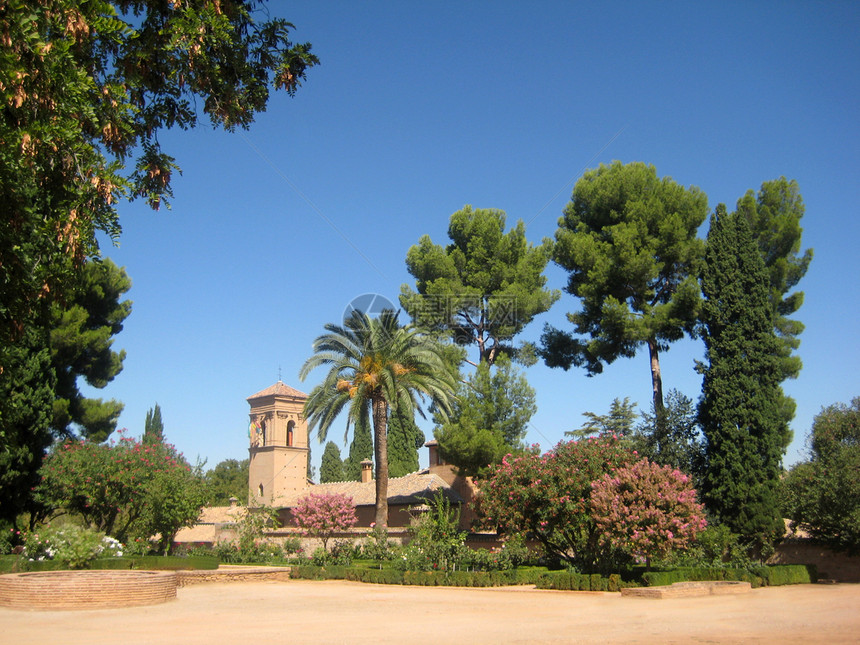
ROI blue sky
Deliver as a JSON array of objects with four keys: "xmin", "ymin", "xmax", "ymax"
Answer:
[{"xmin": 95, "ymin": 1, "xmax": 859, "ymax": 474}]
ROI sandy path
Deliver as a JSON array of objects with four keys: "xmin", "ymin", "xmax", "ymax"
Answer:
[{"xmin": 3, "ymin": 580, "xmax": 859, "ymax": 644}]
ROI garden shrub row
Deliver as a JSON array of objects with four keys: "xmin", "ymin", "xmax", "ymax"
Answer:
[
  {"xmin": 288, "ymin": 565, "xmax": 543, "ymax": 587},
  {"xmin": 534, "ymin": 571, "xmax": 628, "ymax": 592},
  {"xmin": 640, "ymin": 564, "xmax": 816, "ymax": 588},
  {"xmin": 0, "ymin": 554, "xmax": 219, "ymax": 573}
]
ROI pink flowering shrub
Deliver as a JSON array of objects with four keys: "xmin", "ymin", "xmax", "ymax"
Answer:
[
  {"xmin": 479, "ymin": 436, "xmax": 636, "ymax": 570},
  {"xmin": 293, "ymin": 492, "xmax": 358, "ymax": 552},
  {"xmin": 590, "ymin": 459, "xmax": 707, "ymax": 569},
  {"xmin": 36, "ymin": 431, "xmax": 205, "ymax": 552}
]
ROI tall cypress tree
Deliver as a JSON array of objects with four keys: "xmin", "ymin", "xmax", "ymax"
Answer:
[
  {"xmin": 143, "ymin": 404, "xmax": 164, "ymax": 445},
  {"xmin": 387, "ymin": 410, "xmax": 424, "ymax": 478},
  {"xmin": 319, "ymin": 441, "xmax": 345, "ymax": 483},
  {"xmin": 343, "ymin": 421, "xmax": 373, "ymax": 482},
  {"xmin": 699, "ymin": 204, "xmax": 787, "ymax": 552}
]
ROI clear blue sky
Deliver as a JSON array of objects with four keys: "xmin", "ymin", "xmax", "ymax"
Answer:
[{"xmin": 95, "ymin": 1, "xmax": 859, "ymax": 474}]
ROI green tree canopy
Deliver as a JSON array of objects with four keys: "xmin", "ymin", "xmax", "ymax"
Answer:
[
  {"xmin": 0, "ymin": 328, "xmax": 55, "ymax": 527},
  {"xmin": 203, "ymin": 458, "xmax": 249, "ymax": 505},
  {"xmin": 143, "ymin": 403, "xmax": 165, "ymax": 445},
  {"xmin": 567, "ymin": 396, "xmax": 637, "ymax": 441},
  {"xmin": 50, "ymin": 258, "xmax": 131, "ymax": 442},
  {"xmin": 435, "ymin": 354, "xmax": 537, "ymax": 477},
  {"xmin": 0, "ymin": 0, "xmax": 318, "ymax": 358},
  {"xmin": 400, "ymin": 205, "xmax": 559, "ymax": 366},
  {"xmin": 541, "ymin": 161, "xmax": 708, "ymax": 411},
  {"xmin": 343, "ymin": 421, "xmax": 373, "ymax": 482},
  {"xmin": 631, "ymin": 389, "xmax": 704, "ymax": 484},
  {"xmin": 784, "ymin": 397, "xmax": 860, "ymax": 553},
  {"xmin": 698, "ymin": 205, "xmax": 787, "ymax": 553},
  {"xmin": 387, "ymin": 410, "xmax": 424, "ymax": 478},
  {"xmin": 300, "ymin": 310, "xmax": 456, "ymax": 526},
  {"xmin": 319, "ymin": 441, "xmax": 345, "ymax": 483},
  {"xmin": 735, "ymin": 177, "xmax": 812, "ymax": 424}
]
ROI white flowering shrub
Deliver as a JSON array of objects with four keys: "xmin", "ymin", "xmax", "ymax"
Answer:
[{"xmin": 22, "ymin": 525, "xmax": 123, "ymax": 569}]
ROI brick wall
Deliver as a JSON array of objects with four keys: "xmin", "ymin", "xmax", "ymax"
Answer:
[{"xmin": 0, "ymin": 570, "xmax": 177, "ymax": 610}]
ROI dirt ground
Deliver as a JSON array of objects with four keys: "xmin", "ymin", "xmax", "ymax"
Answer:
[{"xmin": 3, "ymin": 580, "xmax": 859, "ymax": 645}]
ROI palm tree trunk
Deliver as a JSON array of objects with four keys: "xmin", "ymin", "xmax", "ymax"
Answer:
[{"xmin": 372, "ymin": 396, "xmax": 389, "ymax": 527}]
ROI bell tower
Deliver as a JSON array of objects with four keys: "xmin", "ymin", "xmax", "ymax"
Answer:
[{"xmin": 246, "ymin": 381, "xmax": 310, "ymax": 507}]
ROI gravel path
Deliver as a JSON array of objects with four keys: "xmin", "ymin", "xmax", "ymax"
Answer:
[{"xmin": 3, "ymin": 580, "xmax": 858, "ymax": 644}]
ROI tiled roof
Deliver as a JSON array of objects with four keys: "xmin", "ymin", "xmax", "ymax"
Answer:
[
  {"xmin": 278, "ymin": 471, "xmax": 462, "ymax": 508},
  {"xmin": 247, "ymin": 380, "xmax": 308, "ymax": 401}
]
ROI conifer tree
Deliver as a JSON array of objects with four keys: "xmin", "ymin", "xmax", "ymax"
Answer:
[
  {"xmin": 542, "ymin": 161, "xmax": 708, "ymax": 412},
  {"xmin": 698, "ymin": 205, "xmax": 787, "ymax": 552},
  {"xmin": 387, "ymin": 411, "xmax": 424, "ymax": 478},
  {"xmin": 143, "ymin": 404, "xmax": 164, "ymax": 445},
  {"xmin": 320, "ymin": 441, "xmax": 345, "ymax": 483},
  {"xmin": 735, "ymin": 177, "xmax": 812, "ymax": 431},
  {"xmin": 343, "ymin": 423, "xmax": 373, "ymax": 482}
]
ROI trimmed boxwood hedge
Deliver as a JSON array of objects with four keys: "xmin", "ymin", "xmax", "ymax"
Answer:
[
  {"xmin": 288, "ymin": 565, "xmax": 545, "ymax": 587},
  {"xmin": 640, "ymin": 564, "xmax": 816, "ymax": 588}
]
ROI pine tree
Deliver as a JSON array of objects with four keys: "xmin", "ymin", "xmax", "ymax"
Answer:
[
  {"xmin": 143, "ymin": 404, "xmax": 164, "ymax": 445},
  {"xmin": 698, "ymin": 205, "xmax": 787, "ymax": 552},
  {"xmin": 320, "ymin": 442, "xmax": 345, "ymax": 483}
]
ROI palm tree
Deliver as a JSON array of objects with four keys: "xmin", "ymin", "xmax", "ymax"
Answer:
[{"xmin": 299, "ymin": 309, "xmax": 456, "ymax": 527}]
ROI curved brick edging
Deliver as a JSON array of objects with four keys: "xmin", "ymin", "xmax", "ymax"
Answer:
[
  {"xmin": 177, "ymin": 565, "xmax": 292, "ymax": 586},
  {"xmin": 0, "ymin": 570, "xmax": 178, "ymax": 610},
  {"xmin": 621, "ymin": 580, "xmax": 752, "ymax": 599}
]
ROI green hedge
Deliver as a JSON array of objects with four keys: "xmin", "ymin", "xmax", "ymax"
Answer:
[
  {"xmin": 640, "ymin": 565, "xmax": 816, "ymax": 588},
  {"xmin": 0, "ymin": 555, "xmax": 219, "ymax": 573},
  {"xmin": 289, "ymin": 565, "xmax": 545, "ymax": 587},
  {"xmin": 752, "ymin": 564, "xmax": 817, "ymax": 586},
  {"xmin": 534, "ymin": 571, "xmax": 620, "ymax": 591}
]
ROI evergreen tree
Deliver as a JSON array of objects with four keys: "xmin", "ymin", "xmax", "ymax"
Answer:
[
  {"xmin": 698, "ymin": 205, "xmax": 787, "ymax": 553},
  {"xmin": 143, "ymin": 404, "xmax": 164, "ymax": 445},
  {"xmin": 344, "ymin": 422, "xmax": 374, "ymax": 482},
  {"xmin": 567, "ymin": 397, "xmax": 638, "ymax": 440},
  {"xmin": 632, "ymin": 389, "xmax": 704, "ymax": 484},
  {"xmin": 0, "ymin": 327, "xmax": 55, "ymax": 526},
  {"xmin": 320, "ymin": 442, "xmax": 346, "ymax": 483},
  {"xmin": 435, "ymin": 355, "xmax": 537, "ymax": 477},
  {"xmin": 387, "ymin": 410, "xmax": 424, "ymax": 477},
  {"xmin": 400, "ymin": 205, "xmax": 559, "ymax": 366},
  {"xmin": 50, "ymin": 258, "xmax": 131, "ymax": 442},
  {"xmin": 541, "ymin": 161, "xmax": 709, "ymax": 412},
  {"xmin": 735, "ymin": 177, "xmax": 812, "ymax": 429}
]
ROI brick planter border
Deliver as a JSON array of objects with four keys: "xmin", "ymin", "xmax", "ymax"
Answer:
[{"xmin": 0, "ymin": 570, "xmax": 178, "ymax": 610}]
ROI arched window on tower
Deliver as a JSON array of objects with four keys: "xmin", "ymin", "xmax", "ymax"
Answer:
[
  {"xmin": 258, "ymin": 483, "xmax": 264, "ymax": 498},
  {"xmin": 287, "ymin": 420, "xmax": 295, "ymax": 447}
]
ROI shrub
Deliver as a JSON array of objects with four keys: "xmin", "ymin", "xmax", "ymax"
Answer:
[
  {"xmin": 293, "ymin": 492, "xmax": 358, "ymax": 553},
  {"xmin": 402, "ymin": 492, "xmax": 467, "ymax": 572},
  {"xmin": 590, "ymin": 459, "xmax": 707, "ymax": 569},
  {"xmin": 21, "ymin": 524, "xmax": 123, "ymax": 569},
  {"xmin": 479, "ymin": 436, "xmax": 635, "ymax": 571}
]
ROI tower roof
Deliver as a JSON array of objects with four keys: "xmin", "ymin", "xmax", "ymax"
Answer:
[{"xmin": 246, "ymin": 380, "xmax": 308, "ymax": 402}]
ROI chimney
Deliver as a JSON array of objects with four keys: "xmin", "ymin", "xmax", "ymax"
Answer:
[
  {"xmin": 228, "ymin": 496, "xmax": 238, "ymax": 508},
  {"xmin": 360, "ymin": 459, "xmax": 373, "ymax": 483}
]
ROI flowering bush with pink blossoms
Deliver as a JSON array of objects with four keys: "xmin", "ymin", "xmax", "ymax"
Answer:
[
  {"xmin": 479, "ymin": 436, "xmax": 636, "ymax": 571},
  {"xmin": 590, "ymin": 459, "xmax": 707, "ymax": 569},
  {"xmin": 293, "ymin": 492, "xmax": 358, "ymax": 552}
]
